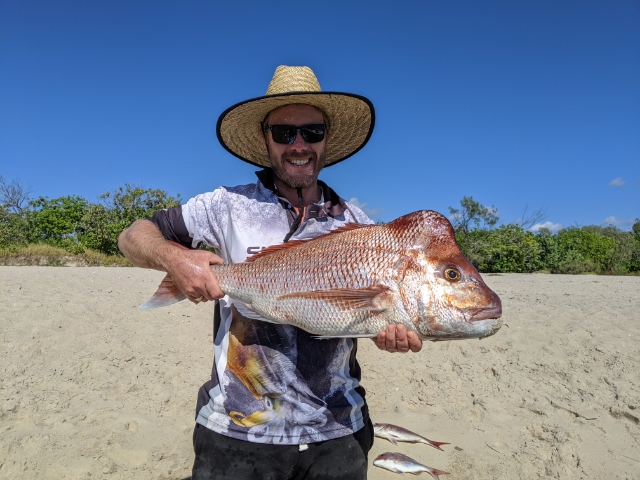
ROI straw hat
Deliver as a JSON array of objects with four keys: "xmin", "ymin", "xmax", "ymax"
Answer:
[{"xmin": 216, "ymin": 65, "xmax": 375, "ymax": 168}]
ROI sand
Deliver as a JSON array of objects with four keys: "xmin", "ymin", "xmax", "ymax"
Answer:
[{"xmin": 1, "ymin": 267, "xmax": 639, "ymax": 479}]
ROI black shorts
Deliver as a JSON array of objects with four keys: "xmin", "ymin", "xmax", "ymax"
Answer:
[{"xmin": 191, "ymin": 420, "xmax": 374, "ymax": 480}]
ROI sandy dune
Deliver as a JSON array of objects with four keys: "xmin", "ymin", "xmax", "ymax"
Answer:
[{"xmin": 1, "ymin": 267, "xmax": 638, "ymax": 479}]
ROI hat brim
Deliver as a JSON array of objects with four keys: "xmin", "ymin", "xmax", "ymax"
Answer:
[{"xmin": 216, "ymin": 92, "xmax": 375, "ymax": 168}]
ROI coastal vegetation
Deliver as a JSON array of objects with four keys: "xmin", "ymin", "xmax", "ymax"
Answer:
[
  {"xmin": 1, "ymin": 176, "xmax": 638, "ymax": 273},
  {"xmin": 449, "ymin": 196, "xmax": 640, "ymax": 275},
  {"xmin": 0, "ymin": 176, "xmax": 179, "ymax": 266}
]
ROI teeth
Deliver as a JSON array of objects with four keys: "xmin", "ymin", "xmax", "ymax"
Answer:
[{"xmin": 289, "ymin": 159, "xmax": 310, "ymax": 166}]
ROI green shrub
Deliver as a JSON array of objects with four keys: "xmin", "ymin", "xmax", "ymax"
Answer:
[
  {"xmin": 627, "ymin": 229, "xmax": 640, "ymax": 273},
  {"xmin": 79, "ymin": 184, "xmax": 181, "ymax": 255},
  {"xmin": 553, "ymin": 228, "xmax": 617, "ymax": 274},
  {"xmin": 488, "ymin": 224, "xmax": 543, "ymax": 273},
  {"xmin": 455, "ymin": 228, "xmax": 492, "ymax": 271},
  {"xmin": 456, "ymin": 225, "xmax": 542, "ymax": 273},
  {"xmin": 536, "ymin": 228, "xmax": 561, "ymax": 272},
  {"xmin": 0, "ymin": 206, "xmax": 30, "ymax": 247},
  {"xmin": 1, "ymin": 184, "xmax": 180, "ymax": 256},
  {"xmin": 555, "ymin": 257, "xmax": 599, "ymax": 274},
  {"xmin": 584, "ymin": 225, "xmax": 637, "ymax": 274},
  {"xmin": 25, "ymin": 195, "xmax": 88, "ymax": 253}
]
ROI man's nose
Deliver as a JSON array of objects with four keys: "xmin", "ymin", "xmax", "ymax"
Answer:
[{"xmin": 289, "ymin": 129, "xmax": 308, "ymax": 148}]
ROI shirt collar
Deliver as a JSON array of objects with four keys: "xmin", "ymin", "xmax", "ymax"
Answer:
[{"xmin": 255, "ymin": 168, "xmax": 346, "ymax": 218}]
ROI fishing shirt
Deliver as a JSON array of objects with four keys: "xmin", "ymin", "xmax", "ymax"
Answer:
[{"xmin": 150, "ymin": 169, "xmax": 373, "ymax": 445}]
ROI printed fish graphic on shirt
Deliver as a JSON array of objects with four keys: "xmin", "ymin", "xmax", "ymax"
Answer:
[
  {"xmin": 224, "ymin": 311, "xmax": 328, "ymax": 444},
  {"xmin": 373, "ymin": 423, "xmax": 449, "ymax": 451},
  {"xmin": 142, "ymin": 210, "xmax": 502, "ymax": 341}
]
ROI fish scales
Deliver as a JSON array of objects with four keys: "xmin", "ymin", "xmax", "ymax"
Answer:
[
  {"xmin": 142, "ymin": 210, "xmax": 503, "ymax": 341},
  {"xmin": 215, "ymin": 225, "xmax": 415, "ymax": 336}
]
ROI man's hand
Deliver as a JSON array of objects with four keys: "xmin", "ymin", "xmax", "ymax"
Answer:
[
  {"xmin": 373, "ymin": 324, "xmax": 422, "ymax": 353},
  {"xmin": 165, "ymin": 248, "xmax": 224, "ymax": 304},
  {"xmin": 118, "ymin": 219, "xmax": 224, "ymax": 304}
]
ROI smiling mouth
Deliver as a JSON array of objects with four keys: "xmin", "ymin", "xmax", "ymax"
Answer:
[{"xmin": 288, "ymin": 158, "xmax": 311, "ymax": 166}]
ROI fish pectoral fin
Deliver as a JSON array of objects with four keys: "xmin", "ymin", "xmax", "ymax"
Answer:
[
  {"xmin": 232, "ymin": 301, "xmax": 278, "ymax": 324},
  {"xmin": 278, "ymin": 285, "xmax": 393, "ymax": 313},
  {"xmin": 389, "ymin": 437, "xmax": 398, "ymax": 445}
]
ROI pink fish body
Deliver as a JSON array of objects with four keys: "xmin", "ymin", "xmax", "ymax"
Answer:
[
  {"xmin": 373, "ymin": 452, "xmax": 449, "ymax": 479},
  {"xmin": 373, "ymin": 423, "xmax": 449, "ymax": 451},
  {"xmin": 142, "ymin": 210, "xmax": 502, "ymax": 341}
]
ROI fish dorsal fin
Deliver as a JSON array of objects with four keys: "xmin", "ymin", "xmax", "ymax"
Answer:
[
  {"xmin": 323, "ymin": 222, "xmax": 370, "ymax": 235},
  {"xmin": 278, "ymin": 285, "xmax": 393, "ymax": 313},
  {"xmin": 244, "ymin": 222, "xmax": 370, "ymax": 263},
  {"xmin": 244, "ymin": 239, "xmax": 310, "ymax": 262}
]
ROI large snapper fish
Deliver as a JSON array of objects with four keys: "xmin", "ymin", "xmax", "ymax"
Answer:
[{"xmin": 142, "ymin": 210, "xmax": 502, "ymax": 341}]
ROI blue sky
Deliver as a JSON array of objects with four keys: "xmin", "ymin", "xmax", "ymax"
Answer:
[{"xmin": 1, "ymin": 0, "xmax": 638, "ymax": 231}]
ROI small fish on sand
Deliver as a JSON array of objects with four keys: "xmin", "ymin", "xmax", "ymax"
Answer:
[
  {"xmin": 373, "ymin": 452, "xmax": 449, "ymax": 479},
  {"xmin": 373, "ymin": 423, "xmax": 449, "ymax": 451},
  {"xmin": 142, "ymin": 210, "xmax": 502, "ymax": 341}
]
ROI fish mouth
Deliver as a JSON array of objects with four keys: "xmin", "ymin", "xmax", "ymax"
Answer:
[
  {"xmin": 463, "ymin": 291, "xmax": 502, "ymax": 322},
  {"xmin": 463, "ymin": 305, "xmax": 502, "ymax": 322}
]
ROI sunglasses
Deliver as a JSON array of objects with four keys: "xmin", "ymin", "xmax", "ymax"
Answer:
[{"xmin": 264, "ymin": 124, "xmax": 327, "ymax": 145}]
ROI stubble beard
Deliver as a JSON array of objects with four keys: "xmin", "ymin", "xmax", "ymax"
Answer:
[{"xmin": 270, "ymin": 150, "xmax": 327, "ymax": 189}]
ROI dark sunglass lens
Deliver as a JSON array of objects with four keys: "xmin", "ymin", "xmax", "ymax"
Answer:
[
  {"xmin": 268, "ymin": 125, "xmax": 325, "ymax": 144},
  {"xmin": 300, "ymin": 125, "xmax": 325, "ymax": 143},
  {"xmin": 270, "ymin": 125, "xmax": 296, "ymax": 144}
]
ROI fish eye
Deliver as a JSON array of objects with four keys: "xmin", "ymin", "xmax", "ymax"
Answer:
[{"xmin": 444, "ymin": 267, "xmax": 461, "ymax": 282}]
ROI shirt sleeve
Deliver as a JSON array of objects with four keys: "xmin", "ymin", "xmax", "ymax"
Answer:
[
  {"xmin": 343, "ymin": 201, "xmax": 375, "ymax": 225},
  {"xmin": 181, "ymin": 188, "xmax": 228, "ymax": 252},
  {"xmin": 148, "ymin": 206, "xmax": 194, "ymax": 249}
]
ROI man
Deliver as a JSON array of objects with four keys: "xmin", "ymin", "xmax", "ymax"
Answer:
[{"xmin": 119, "ymin": 65, "xmax": 422, "ymax": 480}]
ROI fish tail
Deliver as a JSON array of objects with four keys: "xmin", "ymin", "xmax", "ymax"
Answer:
[
  {"xmin": 428, "ymin": 467, "xmax": 450, "ymax": 479},
  {"xmin": 139, "ymin": 274, "xmax": 187, "ymax": 309},
  {"xmin": 426, "ymin": 440, "xmax": 450, "ymax": 451}
]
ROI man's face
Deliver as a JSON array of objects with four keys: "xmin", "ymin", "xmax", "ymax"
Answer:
[{"xmin": 263, "ymin": 104, "xmax": 327, "ymax": 189}]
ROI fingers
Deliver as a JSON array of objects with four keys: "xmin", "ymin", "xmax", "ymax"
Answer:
[
  {"xmin": 202, "ymin": 273, "xmax": 224, "ymax": 301},
  {"xmin": 407, "ymin": 331, "xmax": 423, "ymax": 353},
  {"xmin": 381, "ymin": 324, "xmax": 397, "ymax": 352},
  {"xmin": 167, "ymin": 249, "xmax": 225, "ymax": 304},
  {"xmin": 374, "ymin": 325, "xmax": 420, "ymax": 353},
  {"xmin": 397, "ymin": 326, "xmax": 411, "ymax": 351},
  {"xmin": 192, "ymin": 264, "xmax": 223, "ymax": 303},
  {"xmin": 201, "ymin": 252, "xmax": 224, "ymax": 301},
  {"xmin": 208, "ymin": 253, "xmax": 224, "ymax": 266}
]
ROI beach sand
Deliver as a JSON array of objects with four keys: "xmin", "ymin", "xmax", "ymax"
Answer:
[{"xmin": 1, "ymin": 267, "xmax": 638, "ymax": 479}]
